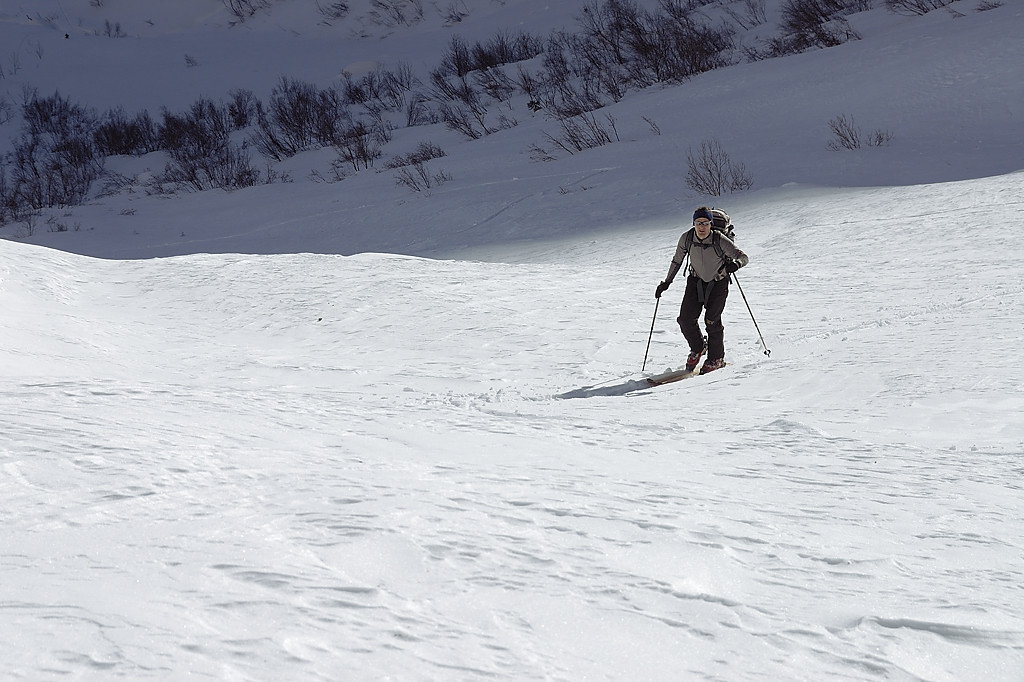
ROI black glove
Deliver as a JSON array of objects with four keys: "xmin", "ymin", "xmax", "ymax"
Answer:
[
  {"xmin": 724, "ymin": 260, "xmax": 740, "ymax": 274},
  {"xmin": 655, "ymin": 281, "xmax": 670, "ymax": 299}
]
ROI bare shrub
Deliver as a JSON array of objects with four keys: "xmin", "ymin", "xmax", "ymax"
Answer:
[
  {"xmin": 250, "ymin": 78, "xmax": 350, "ymax": 160},
  {"xmin": 826, "ymin": 114, "xmax": 892, "ymax": 150},
  {"xmin": 223, "ymin": 0, "xmax": 271, "ymax": 21},
  {"xmin": 334, "ymin": 121, "xmax": 384, "ymax": 171},
  {"xmin": 367, "ymin": 0, "xmax": 424, "ymax": 27},
  {"xmin": 780, "ymin": 0, "xmax": 867, "ymax": 50},
  {"xmin": 509, "ymin": 0, "xmax": 736, "ymax": 120},
  {"xmin": 439, "ymin": 31, "xmax": 543, "ymax": 79},
  {"xmin": 439, "ymin": 35, "xmax": 473, "ymax": 78},
  {"xmin": 94, "ymin": 107, "xmax": 157, "ymax": 156},
  {"xmin": 157, "ymin": 99, "xmax": 263, "ymax": 191},
  {"xmin": 725, "ymin": 0, "xmax": 768, "ymax": 29},
  {"xmin": 884, "ymin": 0, "xmax": 955, "ymax": 14},
  {"xmin": 685, "ymin": 138, "xmax": 753, "ymax": 196},
  {"xmin": 0, "ymin": 95, "xmax": 14, "ymax": 124},
  {"xmin": 101, "ymin": 20, "xmax": 126, "ymax": 38},
  {"xmin": 384, "ymin": 141, "xmax": 446, "ymax": 169},
  {"xmin": 227, "ymin": 88, "xmax": 257, "ymax": 129},
  {"xmin": 394, "ymin": 161, "xmax": 452, "ymax": 194},
  {"xmin": 430, "ymin": 70, "xmax": 511, "ymax": 138},
  {"xmin": 316, "ymin": 1, "xmax": 350, "ymax": 21},
  {"xmin": 342, "ymin": 63, "xmax": 419, "ymax": 111},
  {"xmin": 475, "ymin": 67, "xmax": 517, "ymax": 105},
  {"xmin": 442, "ymin": 0, "xmax": 470, "ymax": 24},
  {"xmin": 404, "ymin": 93, "xmax": 436, "ymax": 127},
  {"xmin": 542, "ymin": 113, "xmax": 619, "ymax": 156},
  {"xmin": 4, "ymin": 90, "xmax": 104, "ymax": 215},
  {"xmin": 6, "ymin": 51, "xmax": 23, "ymax": 77}
]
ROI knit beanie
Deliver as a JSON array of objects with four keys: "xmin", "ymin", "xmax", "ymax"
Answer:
[{"xmin": 693, "ymin": 207, "xmax": 713, "ymax": 224}]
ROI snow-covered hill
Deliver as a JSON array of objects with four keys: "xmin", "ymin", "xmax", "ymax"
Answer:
[
  {"xmin": 1, "ymin": 1, "xmax": 1023, "ymax": 680},
  {"xmin": 0, "ymin": 0, "xmax": 1021, "ymax": 257}
]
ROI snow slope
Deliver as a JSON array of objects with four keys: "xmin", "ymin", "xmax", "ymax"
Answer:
[
  {"xmin": 2, "ymin": 0, "xmax": 1023, "ymax": 680},
  {"xmin": 3, "ymin": 172, "xmax": 1023, "ymax": 680}
]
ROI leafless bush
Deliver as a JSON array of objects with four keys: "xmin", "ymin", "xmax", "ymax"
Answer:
[
  {"xmin": 532, "ymin": 36, "xmax": 608, "ymax": 118},
  {"xmin": 884, "ymin": 0, "xmax": 955, "ymax": 14},
  {"xmin": 404, "ymin": 93, "xmax": 436, "ymax": 126},
  {"xmin": 2, "ymin": 90, "xmax": 105, "ymax": 216},
  {"xmin": 725, "ymin": 0, "xmax": 768, "ymax": 29},
  {"xmin": 430, "ymin": 70, "xmax": 514, "ymax": 138},
  {"xmin": 94, "ymin": 107, "xmax": 157, "ymax": 156},
  {"xmin": 342, "ymin": 63, "xmax": 419, "ymax": 111},
  {"xmin": 334, "ymin": 121, "xmax": 384, "ymax": 171},
  {"xmin": 100, "ymin": 20, "xmax": 126, "ymax": 37},
  {"xmin": 0, "ymin": 164, "xmax": 11, "ymax": 223},
  {"xmin": 442, "ymin": 0, "xmax": 470, "ymax": 24},
  {"xmin": 384, "ymin": 141, "xmax": 446, "ymax": 169},
  {"xmin": 541, "ymin": 112, "xmax": 619, "ymax": 156},
  {"xmin": 155, "ymin": 98, "xmax": 268, "ymax": 192},
  {"xmin": 780, "ymin": 0, "xmax": 867, "ymax": 50},
  {"xmin": 573, "ymin": 0, "xmax": 735, "ymax": 88},
  {"xmin": 223, "ymin": 0, "xmax": 271, "ymax": 21},
  {"xmin": 0, "ymin": 95, "xmax": 13, "ymax": 124},
  {"xmin": 251, "ymin": 78, "xmax": 350, "ymax": 159},
  {"xmin": 394, "ymin": 161, "xmax": 452, "ymax": 193},
  {"xmin": 15, "ymin": 214, "xmax": 39, "ymax": 238},
  {"xmin": 367, "ymin": 0, "xmax": 424, "ymax": 27},
  {"xmin": 506, "ymin": 0, "xmax": 736, "ymax": 120},
  {"xmin": 316, "ymin": 1, "xmax": 350, "ymax": 21},
  {"xmin": 685, "ymin": 138, "xmax": 753, "ymax": 196},
  {"xmin": 439, "ymin": 31, "xmax": 543, "ymax": 79},
  {"xmin": 7, "ymin": 51, "xmax": 22, "ymax": 76},
  {"xmin": 439, "ymin": 35, "xmax": 473, "ymax": 77},
  {"xmin": 826, "ymin": 114, "xmax": 892, "ymax": 150},
  {"xmin": 226, "ymin": 88, "xmax": 257, "ymax": 129},
  {"xmin": 475, "ymin": 67, "xmax": 517, "ymax": 105}
]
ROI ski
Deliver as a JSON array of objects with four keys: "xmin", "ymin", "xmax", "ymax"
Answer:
[
  {"xmin": 645, "ymin": 363, "xmax": 727, "ymax": 387},
  {"xmin": 646, "ymin": 367, "xmax": 696, "ymax": 386}
]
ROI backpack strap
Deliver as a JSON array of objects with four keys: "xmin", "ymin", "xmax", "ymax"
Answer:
[{"xmin": 711, "ymin": 230, "xmax": 726, "ymax": 260}]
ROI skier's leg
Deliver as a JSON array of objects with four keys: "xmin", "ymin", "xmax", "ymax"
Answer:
[
  {"xmin": 677, "ymin": 276, "xmax": 705, "ymax": 353},
  {"xmin": 704, "ymin": 279, "xmax": 730, "ymax": 360}
]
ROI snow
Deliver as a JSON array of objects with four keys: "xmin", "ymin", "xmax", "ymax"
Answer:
[{"xmin": 2, "ymin": 1, "xmax": 1023, "ymax": 680}]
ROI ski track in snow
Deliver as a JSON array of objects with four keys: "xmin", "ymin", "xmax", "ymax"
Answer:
[{"xmin": 3, "ymin": 176, "xmax": 1024, "ymax": 680}]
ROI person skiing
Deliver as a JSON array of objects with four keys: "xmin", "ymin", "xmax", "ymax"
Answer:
[{"xmin": 654, "ymin": 207, "xmax": 748, "ymax": 374}]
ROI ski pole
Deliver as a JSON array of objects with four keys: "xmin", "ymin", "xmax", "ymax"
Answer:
[
  {"xmin": 641, "ymin": 297, "xmax": 660, "ymax": 372},
  {"xmin": 731, "ymin": 272, "xmax": 772, "ymax": 357}
]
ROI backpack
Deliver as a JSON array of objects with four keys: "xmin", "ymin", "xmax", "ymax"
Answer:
[{"xmin": 708, "ymin": 208, "xmax": 735, "ymax": 240}]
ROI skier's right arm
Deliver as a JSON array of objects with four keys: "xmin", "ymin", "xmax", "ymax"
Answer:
[{"xmin": 664, "ymin": 233, "xmax": 690, "ymax": 282}]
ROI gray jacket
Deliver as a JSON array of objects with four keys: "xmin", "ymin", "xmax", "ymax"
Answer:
[{"xmin": 665, "ymin": 229, "xmax": 749, "ymax": 284}]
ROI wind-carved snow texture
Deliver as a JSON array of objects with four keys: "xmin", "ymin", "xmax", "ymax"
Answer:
[
  {"xmin": 2, "ymin": 0, "xmax": 1024, "ymax": 678},
  {"xmin": 3, "ymin": 175, "xmax": 1023, "ymax": 680}
]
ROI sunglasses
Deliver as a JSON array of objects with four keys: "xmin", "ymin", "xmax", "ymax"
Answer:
[{"xmin": 694, "ymin": 220, "xmax": 712, "ymax": 227}]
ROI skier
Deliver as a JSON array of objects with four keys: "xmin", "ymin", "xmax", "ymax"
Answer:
[{"xmin": 654, "ymin": 207, "xmax": 748, "ymax": 374}]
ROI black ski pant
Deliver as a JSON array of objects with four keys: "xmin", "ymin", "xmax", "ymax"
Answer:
[{"xmin": 677, "ymin": 275, "xmax": 729, "ymax": 361}]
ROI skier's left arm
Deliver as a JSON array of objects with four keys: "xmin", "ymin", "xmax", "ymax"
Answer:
[{"xmin": 721, "ymin": 237, "xmax": 748, "ymax": 273}]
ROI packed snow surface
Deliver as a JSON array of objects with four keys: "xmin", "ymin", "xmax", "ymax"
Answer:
[{"xmin": 2, "ymin": 0, "xmax": 1023, "ymax": 680}]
